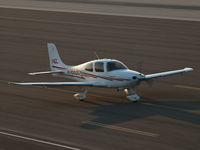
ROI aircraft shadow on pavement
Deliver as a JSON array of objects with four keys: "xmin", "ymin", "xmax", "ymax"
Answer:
[{"xmin": 81, "ymin": 98, "xmax": 200, "ymax": 129}]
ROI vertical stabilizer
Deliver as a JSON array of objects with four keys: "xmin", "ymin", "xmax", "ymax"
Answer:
[{"xmin": 47, "ymin": 43, "xmax": 68, "ymax": 71}]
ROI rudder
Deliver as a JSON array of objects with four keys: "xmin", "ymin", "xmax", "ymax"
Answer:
[{"xmin": 47, "ymin": 43, "xmax": 67, "ymax": 71}]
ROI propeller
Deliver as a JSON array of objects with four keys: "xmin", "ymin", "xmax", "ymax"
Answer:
[
  {"xmin": 145, "ymin": 79, "xmax": 154, "ymax": 86},
  {"xmin": 137, "ymin": 76, "xmax": 154, "ymax": 87},
  {"xmin": 135, "ymin": 62, "xmax": 154, "ymax": 86}
]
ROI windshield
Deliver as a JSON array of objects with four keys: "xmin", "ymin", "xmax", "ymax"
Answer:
[{"xmin": 107, "ymin": 61, "xmax": 127, "ymax": 72}]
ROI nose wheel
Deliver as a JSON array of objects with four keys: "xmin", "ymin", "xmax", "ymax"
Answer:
[
  {"xmin": 126, "ymin": 94, "xmax": 140, "ymax": 102},
  {"xmin": 124, "ymin": 89, "xmax": 140, "ymax": 102}
]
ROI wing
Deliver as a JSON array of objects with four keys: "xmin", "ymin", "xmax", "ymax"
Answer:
[
  {"xmin": 9, "ymin": 82, "xmax": 105, "ymax": 87},
  {"xmin": 28, "ymin": 70, "xmax": 64, "ymax": 76},
  {"xmin": 143, "ymin": 67, "xmax": 193, "ymax": 79}
]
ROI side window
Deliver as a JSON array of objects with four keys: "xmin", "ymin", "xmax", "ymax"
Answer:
[
  {"xmin": 85, "ymin": 63, "xmax": 93, "ymax": 72},
  {"xmin": 95, "ymin": 62, "xmax": 104, "ymax": 72}
]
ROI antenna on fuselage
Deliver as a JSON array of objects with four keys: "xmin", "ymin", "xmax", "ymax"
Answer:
[{"xmin": 94, "ymin": 51, "xmax": 100, "ymax": 59}]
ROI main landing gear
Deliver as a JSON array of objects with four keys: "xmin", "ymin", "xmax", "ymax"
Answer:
[
  {"xmin": 124, "ymin": 89, "xmax": 140, "ymax": 102},
  {"xmin": 73, "ymin": 90, "xmax": 87, "ymax": 101},
  {"xmin": 73, "ymin": 88, "xmax": 140, "ymax": 102}
]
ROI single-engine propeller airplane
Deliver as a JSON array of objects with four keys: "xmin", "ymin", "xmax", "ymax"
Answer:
[{"xmin": 11, "ymin": 43, "xmax": 193, "ymax": 102}]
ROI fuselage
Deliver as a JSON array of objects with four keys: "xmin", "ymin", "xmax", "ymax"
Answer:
[{"xmin": 52, "ymin": 59, "xmax": 144, "ymax": 89}]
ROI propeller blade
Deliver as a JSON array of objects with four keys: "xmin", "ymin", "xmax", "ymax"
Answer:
[{"xmin": 146, "ymin": 79, "xmax": 154, "ymax": 86}]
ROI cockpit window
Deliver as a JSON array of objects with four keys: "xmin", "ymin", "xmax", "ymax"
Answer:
[
  {"xmin": 85, "ymin": 63, "xmax": 93, "ymax": 72},
  {"xmin": 107, "ymin": 61, "xmax": 127, "ymax": 72},
  {"xmin": 95, "ymin": 62, "xmax": 104, "ymax": 72}
]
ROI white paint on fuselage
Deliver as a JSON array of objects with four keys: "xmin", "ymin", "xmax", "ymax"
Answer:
[{"xmin": 53, "ymin": 59, "xmax": 144, "ymax": 89}]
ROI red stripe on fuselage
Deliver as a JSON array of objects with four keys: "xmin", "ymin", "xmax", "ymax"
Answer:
[
  {"xmin": 81, "ymin": 71, "xmax": 130, "ymax": 81},
  {"xmin": 52, "ymin": 65, "xmax": 66, "ymax": 70},
  {"xmin": 52, "ymin": 65, "xmax": 130, "ymax": 81}
]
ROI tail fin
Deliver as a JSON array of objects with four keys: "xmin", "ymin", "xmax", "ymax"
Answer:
[{"xmin": 47, "ymin": 43, "xmax": 69, "ymax": 71}]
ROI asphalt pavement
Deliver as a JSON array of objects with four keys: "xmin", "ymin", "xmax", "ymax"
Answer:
[{"xmin": 0, "ymin": 7, "xmax": 200, "ymax": 150}]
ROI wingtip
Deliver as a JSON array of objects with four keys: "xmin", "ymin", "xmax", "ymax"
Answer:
[
  {"xmin": 8, "ymin": 81, "xmax": 18, "ymax": 85},
  {"xmin": 8, "ymin": 81, "xmax": 13, "ymax": 85},
  {"xmin": 184, "ymin": 67, "xmax": 194, "ymax": 71},
  {"xmin": 28, "ymin": 72, "xmax": 35, "ymax": 76},
  {"xmin": 8, "ymin": 82, "xmax": 27, "ymax": 86}
]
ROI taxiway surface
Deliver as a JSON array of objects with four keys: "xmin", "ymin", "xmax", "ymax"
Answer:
[{"xmin": 0, "ymin": 7, "xmax": 200, "ymax": 150}]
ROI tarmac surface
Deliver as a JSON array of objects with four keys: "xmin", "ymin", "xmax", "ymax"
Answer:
[
  {"xmin": 0, "ymin": 0, "xmax": 200, "ymax": 21},
  {"xmin": 0, "ymin": 7, "xmax": 200, "ymax": 150}
]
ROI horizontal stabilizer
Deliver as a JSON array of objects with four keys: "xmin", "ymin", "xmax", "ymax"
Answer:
[{"xmin": 28, "ymin": 70, "xmax": 64, "ymax": 76}]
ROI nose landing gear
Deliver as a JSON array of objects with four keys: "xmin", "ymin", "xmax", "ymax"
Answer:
[{"xmin": 124, "ymin": 89, "xmax": 140, "ymax": 102}]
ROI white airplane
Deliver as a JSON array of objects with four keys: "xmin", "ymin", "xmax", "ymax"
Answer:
[{"xmin": 11, "ymin": 43, "xmax": 193, "ymax": 102}]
